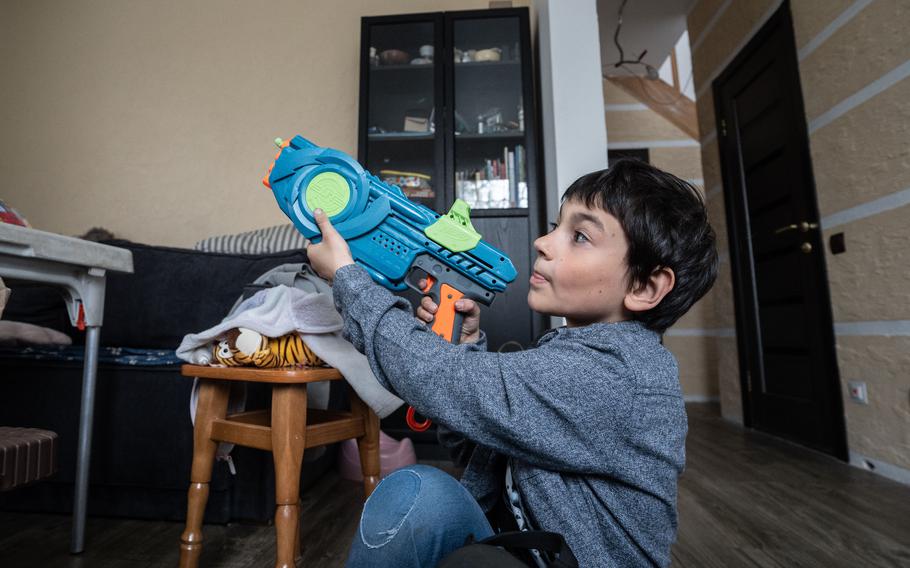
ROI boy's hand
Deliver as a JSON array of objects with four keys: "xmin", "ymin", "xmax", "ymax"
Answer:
[
  {"xmin": 415, "ymin": 280, "xmax": 482, "ymax": 344},
  {"xmin": 307, "ymin": 209, "xmax": 355, "ymax": 282}
]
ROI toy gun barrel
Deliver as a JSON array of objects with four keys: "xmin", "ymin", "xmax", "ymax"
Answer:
[{"xmin": 263, "ymin": 135, "xmax": 518, "ymax": 430}]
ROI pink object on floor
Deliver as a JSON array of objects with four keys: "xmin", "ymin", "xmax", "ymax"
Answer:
[{"xmin": 337, "ymin": 430, "xmax": 417, "ymax": 481}]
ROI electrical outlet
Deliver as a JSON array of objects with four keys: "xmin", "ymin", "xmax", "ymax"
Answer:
[
  {"xmin": 848, "ymin": 381, "xmax": 868, "ymax": 404},
  {"xmin": 830, "ymin": 232, "xmax": 846, "ymax": 254}
]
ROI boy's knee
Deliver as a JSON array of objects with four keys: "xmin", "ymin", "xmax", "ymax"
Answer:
[
  {"xmin": 348, "ymin": 465, "xmax": 493, "ymax": 567},
  {"xmin": 358, "ymin": 465, "xmax": 460, "ymax": 548}
]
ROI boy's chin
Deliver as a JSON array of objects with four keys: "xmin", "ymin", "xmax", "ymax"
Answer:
[{"xmin": 527, "ymin": 292, "xmax": 558, "ymax": 317}]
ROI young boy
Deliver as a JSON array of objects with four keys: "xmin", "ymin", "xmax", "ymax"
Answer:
[{"xmin": 307, "ymin": 159, "xmax": 717, "ymax": 567}]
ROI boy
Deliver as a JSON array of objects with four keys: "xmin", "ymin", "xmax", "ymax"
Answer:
[{"xmin": 307, "ymin": 159, "xmax": 717, "ymax": 567}]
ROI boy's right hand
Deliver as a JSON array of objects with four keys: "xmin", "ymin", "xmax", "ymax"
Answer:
[{"xmin": 415, "ymin": 279, "xmax": 482, "ymax": 344}]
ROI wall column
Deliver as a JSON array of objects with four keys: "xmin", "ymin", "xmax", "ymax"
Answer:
[
  {"xmin": 535, "ymin": 0, "xmax": 608, "ymax": 328},
  {"xmin": 535, "ymin": 0, "xmax": 608, "ymax": 215}
]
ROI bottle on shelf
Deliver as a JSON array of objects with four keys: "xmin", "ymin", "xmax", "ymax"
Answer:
[
  {"xmin": 518, "ymin": 96, "xmax": 524, "ymax": 132},
  {"xmin": 455, "ymin": 144, "xmax": 526, "ymax": 210}
]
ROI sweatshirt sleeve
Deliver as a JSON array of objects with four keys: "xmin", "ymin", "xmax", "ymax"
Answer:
[{"xmin": 332, "ymin": 263, "xmax": 634, "ymax": 474}]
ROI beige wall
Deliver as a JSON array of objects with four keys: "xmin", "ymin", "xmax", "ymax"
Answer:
[
  {"xmin": 0, "ymin": 0, "xmax": 530, "ymax": 247},
  {"xmin": 687, "ymin": 0, "xmax": 910, "ymax": 474},
  {"xmin": 602, "ymin": 81, "xmax": 715, "ymax": 400}
]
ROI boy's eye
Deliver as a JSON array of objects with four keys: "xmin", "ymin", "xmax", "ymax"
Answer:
[
  {"xmin": 548, "ymin": 222, "xmax": 559, "ymax": 233},
  {"xmin": 573, "ymin": 231, "xmax": 589, "ymax": 243}
]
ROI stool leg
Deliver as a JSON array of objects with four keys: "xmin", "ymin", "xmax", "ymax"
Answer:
[
  {"xmin": 271, "ymin": 384, "xmax": 307, "ymax": 568},
  {"xmin": 179, "ymin": 379, "xmax": 230, "ymax": 568},
  {"xmin": 349, "ymin": 388, "xmax": 381, "ymax": 498}
]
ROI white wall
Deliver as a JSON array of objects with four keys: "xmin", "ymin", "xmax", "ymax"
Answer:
[
  {"xmin": 0, "ymin": 0, "xmax": 531, "ymax": 247},
  {"xmin": 535, "ymin": 0, "xmax": 609, "ymax": 220},
  {"xmin": 658, "ymin": 30, "xmax": 696, "ymax": 100},
  {"xmin": 535, "ymin": 0, "xmax": 609, "ymax": 328}
]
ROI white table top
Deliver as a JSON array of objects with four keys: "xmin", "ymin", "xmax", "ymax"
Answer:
[{"xmin": 0, "ymin": 223, "xmax": 133, "ymax": 273}]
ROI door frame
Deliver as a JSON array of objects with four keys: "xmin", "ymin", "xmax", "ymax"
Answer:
[{"xmin": 712, "ymin": 1, "xmax": 848, "ymax": 460}]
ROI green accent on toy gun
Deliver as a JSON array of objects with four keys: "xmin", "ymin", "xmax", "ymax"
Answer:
[
  {"xmin": 305, "ymin": 172, "xmax": 351, "ymax": 217},
  {"xmin": 424, "ymin": 199, "xmax": 481, "ymax": 252}
]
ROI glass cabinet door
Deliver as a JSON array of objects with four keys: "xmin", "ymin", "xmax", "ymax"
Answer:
[
  {"xmin": 363, "ymin": 18, "xmax": 442, "ymax": 210},
  {"xmin": 450, "ymin": 15, "xmax": 527, "ymax": 211}
]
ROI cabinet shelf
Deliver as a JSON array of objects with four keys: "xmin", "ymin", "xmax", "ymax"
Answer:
[
  {"xmin": 454, "ymin": 60, "xmax": 521, "ymax": 68},
  {"xmin": 455, "ymin": 131, "xmax": 524, "ymax": 140},
  {"xmin": 368, "ymin": 131, "xmax": 525, "ymax": 145},
  {"xmin": 368, "ymin": 133, "xmax": 435, "ymax": 141},
  {"xmin": 470, "ymin": 207, "xmax": 528, "ymax": 217},
  {"xmin": 370, "ymin": 63, "xmax": 433, "ymax": 71},
  {"xmin": 371, "ymin": 60, "xmax": 520, "ymax": 72}
]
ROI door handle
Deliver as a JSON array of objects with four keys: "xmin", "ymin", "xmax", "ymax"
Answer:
[{"xmin": 774, "ymin": 221, "xmax": 819, "ymax": 235}]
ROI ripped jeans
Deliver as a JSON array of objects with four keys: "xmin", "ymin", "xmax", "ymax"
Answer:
[{"xmin": 346, "ymin": 464, "xmax": 494, "ymax": 567}]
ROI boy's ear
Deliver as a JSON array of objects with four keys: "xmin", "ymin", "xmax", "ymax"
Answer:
[{"xmin": 624, "ymin": 267, "xmax": 675, "ymax": 314}]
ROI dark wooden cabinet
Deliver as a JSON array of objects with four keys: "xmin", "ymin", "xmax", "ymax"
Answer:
[
  {"xmin": 359, "ymin": 7, "xmax": 545, "ymax": 351},
  {"xmin": 359, "ymin": 8, "xmax": 545, "ymax": 452}
]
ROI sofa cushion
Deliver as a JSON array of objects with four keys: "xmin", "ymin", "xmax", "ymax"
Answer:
[
  {"xmin": 100, "ymin": 239, "xmax": 309, "ymax": 349},
  {"xmin": 1, "ymin": 284, "xmax": 72, "ymax": 340},
  {"xmin": 194, "ymin": 223, "xmax": 308, "ymax": 254}
]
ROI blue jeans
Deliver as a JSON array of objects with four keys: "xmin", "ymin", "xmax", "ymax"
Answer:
[{"xmin": 346, "ymin": 464, "xmax": 494, "ymax": 567}]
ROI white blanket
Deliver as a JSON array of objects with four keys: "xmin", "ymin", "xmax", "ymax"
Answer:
[{"xmin": 176, "ymin": 284, "xmax": 403, "ymax": 419}]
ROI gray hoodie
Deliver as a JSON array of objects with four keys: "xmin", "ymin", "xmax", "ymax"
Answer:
[{"xmin": 333, "ymin": 264, "xmax": 686, "ymax": 567}]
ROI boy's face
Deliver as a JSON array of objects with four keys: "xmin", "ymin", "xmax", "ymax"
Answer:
[{"xmin": 528, "ymin": 198, "xmax": 631, "ymax": 327}]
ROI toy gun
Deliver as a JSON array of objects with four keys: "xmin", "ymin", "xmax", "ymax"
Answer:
[{"xmin": 263, "ymin": 135, "xmax": 517, "ymax": 431}]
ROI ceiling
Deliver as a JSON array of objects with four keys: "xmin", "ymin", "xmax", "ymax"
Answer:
[{"xmin": 597, "ymin": 0, "xmax": 696, "ymax": 77}]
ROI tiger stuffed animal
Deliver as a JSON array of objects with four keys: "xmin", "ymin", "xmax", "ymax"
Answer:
[{"xmin": 212, "ymin": 327, "xmax": 324, "ymax": 368}]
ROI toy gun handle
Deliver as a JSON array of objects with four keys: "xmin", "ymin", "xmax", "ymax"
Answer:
[
  {"xmin": 402, "ymin": 254, "xmax": 494, "ymax": 432},
  {"xmin": 421, "ymin": 277, "xmax": 467, "ymax": 343}
]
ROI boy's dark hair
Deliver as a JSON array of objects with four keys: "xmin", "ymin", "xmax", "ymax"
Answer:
[{"xmin": 562, "ymin": 159, "xmax": 718, "ymax": 333}]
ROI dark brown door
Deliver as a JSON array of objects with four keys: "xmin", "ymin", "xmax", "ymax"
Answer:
[{"xmin": 713, "ymin": 2, "xmax": 847, "ymax": 459}]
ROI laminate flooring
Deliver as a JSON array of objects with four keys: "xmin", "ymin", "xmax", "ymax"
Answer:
[{"xmin": 1, "ymin": 404, "xmax": 908, "ymax": 567}]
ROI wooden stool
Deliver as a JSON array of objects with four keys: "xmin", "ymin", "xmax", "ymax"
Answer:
[{"xmin": 178, "ymin": 364, "xmax": 380, "ymax": 568}]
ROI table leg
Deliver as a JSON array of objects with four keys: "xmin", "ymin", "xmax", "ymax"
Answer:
[{"xmin": 71, "ymin": 325, "xmax": 101, "ymax": 554}]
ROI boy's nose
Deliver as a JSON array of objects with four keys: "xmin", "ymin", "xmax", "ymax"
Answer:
[{"xmin": 533, "ymin": 234, "xmax": 551, "ymax": 258}]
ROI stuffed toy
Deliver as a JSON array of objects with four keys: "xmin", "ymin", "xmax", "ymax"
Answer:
[
  {"xmin": 0, "ymin": 276, "xmax": 9, "ymax": 318},
  {"xmin": 0, "ymin": 198, "xmax": 29, "ymax": 227},
  {"xmin": 212, "ymin": 327, "xmax": 324, "ymax": 368}
]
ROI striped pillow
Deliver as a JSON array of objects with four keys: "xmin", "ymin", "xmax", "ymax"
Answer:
[{"xmin": 194, "ymin": 224, "xmax": 308, "ymax": 254}]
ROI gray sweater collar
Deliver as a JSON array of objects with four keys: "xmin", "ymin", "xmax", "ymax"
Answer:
[{"xmin": 538, "ymin": 320, "xmax": 656, "ymax": 345}]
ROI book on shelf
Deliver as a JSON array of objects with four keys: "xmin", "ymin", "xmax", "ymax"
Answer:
[
  {"xmin": 507, "ymin": 149, "xmax": 515, "ymax": 206},
  {"xmin": 515, "ymin": 144, "xmax": 526, "ymax": 183},
  {"xmin": 454, "ymin": 143, "xmax": 527, "ymax": 209}
]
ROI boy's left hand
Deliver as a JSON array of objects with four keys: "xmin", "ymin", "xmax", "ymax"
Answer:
[
  {"xmin": 415, "ymin": 289, "xmax": 482, "ymax": 344},
  {"xmin": 307, "ymin": 209, "xmax": 355, "ymax": 282}
]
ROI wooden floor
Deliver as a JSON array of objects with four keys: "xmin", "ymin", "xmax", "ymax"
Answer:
[
  {"xmin": 2, "ymin": 404, "xmax": 909, "ymax": 567},
  {"xmin": 674, "ymin": 405, "xmax": 910, "ymax": 567}
]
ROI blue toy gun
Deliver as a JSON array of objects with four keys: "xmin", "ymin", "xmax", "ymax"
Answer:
[{"xmin": 263, "ymin": 135, "xmax": 517, "ymax": 430}]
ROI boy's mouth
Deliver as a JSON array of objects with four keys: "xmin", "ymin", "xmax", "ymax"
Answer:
[{"xmin": 530, "ymin": 270, "xmax": 549, "ymax": 285}]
